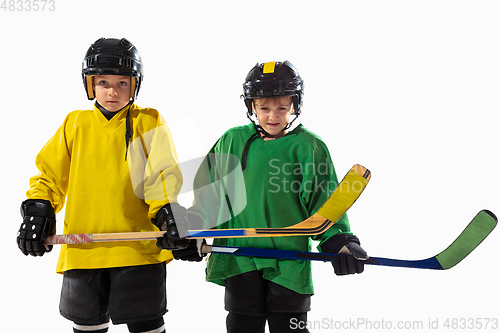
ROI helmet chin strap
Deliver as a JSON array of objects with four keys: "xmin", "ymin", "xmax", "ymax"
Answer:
[{"xmin": 124, "ymin": 99, "xmax": 134, "ymax": 161}]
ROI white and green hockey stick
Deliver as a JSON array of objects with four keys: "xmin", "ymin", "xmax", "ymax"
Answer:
[{"xmin": 45, "ymin": 164, "xmax": 371, "ymax": 245}]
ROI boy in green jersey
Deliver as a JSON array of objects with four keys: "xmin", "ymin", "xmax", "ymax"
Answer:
[{"xmin": 171, "ymin": 61, "xmax": 367, "ymax": 333}]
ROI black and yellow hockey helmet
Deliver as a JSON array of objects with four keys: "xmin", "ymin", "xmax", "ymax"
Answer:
[
  {"xmin": 82, "ymin": 38, "xmax": 143, "ymax": 101},
  {"xmin": 242, "ymin": 60, "xmax": 304, "ymax": 117}
]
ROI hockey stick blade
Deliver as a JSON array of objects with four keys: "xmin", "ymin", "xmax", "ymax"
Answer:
[
  {"xmin": 45, "ymin": 164, "xmax": 370, "ymax": 245},
  {"xmin": 185, "ymin": 164, "xmax": 370, "ymax": 239},
  {"xmin": 203, "ymin": 210, "xmax": 497, "ymax": 270}
]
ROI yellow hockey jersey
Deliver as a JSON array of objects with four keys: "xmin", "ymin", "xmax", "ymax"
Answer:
[{"xmin": 26, "ymin": 103, "xmax": 182, "ymax": 273}]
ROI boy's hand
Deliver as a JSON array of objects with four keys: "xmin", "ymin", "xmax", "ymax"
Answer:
[
  {"xmin": 152, "ymin": 203, "xmax": 190, "ymax": 250},
  {"xmin": 152, "ymin": 203, "xmax": 207, "ymax": 261},
  {"xmin": 18, "ymin": 199, "xmax": 56, "ymax": 257},
  {"xmin": 171, "ymin": 239, "xmax": 207, "ymax": 262},
  {"xmin": 320, "ymin": 234, "xmax": 368, "ymax": 275}
]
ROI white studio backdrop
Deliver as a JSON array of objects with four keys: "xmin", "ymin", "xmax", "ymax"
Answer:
[{"xmin": 1, "ymin": 1, "xmax": 499, "ymax": 332}]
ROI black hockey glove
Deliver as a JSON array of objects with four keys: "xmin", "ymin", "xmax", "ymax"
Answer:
[
  {"xmin": 171, "ymin": 239, "xmax": 207, "ymax": 262},
  {"xmin": 18, "ymin": 199, "xmax": 56, "ymax": 257},
  {"xmin": 320, "ymin": 234, "xmax": 368, "ymax": 276},
  {"xmin": 151, "ymin": 203, "xmax": 207, "ymax": 261}
]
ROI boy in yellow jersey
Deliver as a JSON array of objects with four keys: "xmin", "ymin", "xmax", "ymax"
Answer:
[{"xmin": 16, "ymin": 38, "xmax": 196, "ymax": 333}]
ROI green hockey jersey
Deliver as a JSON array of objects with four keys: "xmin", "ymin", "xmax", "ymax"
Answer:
[{"xmin": 189, "ymin": 123, "xmax": 351, "ymax": 294}]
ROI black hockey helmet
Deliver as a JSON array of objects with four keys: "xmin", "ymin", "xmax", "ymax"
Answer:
[
  {"xmin": 242, "ymin": 60, "xmax": 304, "ymax": 117},
  {"xmin": 82, "ymin": 38, "xmax": 143, "ymax": 100}
]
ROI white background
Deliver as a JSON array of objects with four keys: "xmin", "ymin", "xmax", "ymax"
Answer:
[{"xmin": 1, "ymin": 1, "xmax": 499, "ymax": 332}]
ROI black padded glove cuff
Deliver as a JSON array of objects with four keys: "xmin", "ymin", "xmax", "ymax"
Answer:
[
  {"xmin": 152, "ymin": 202, "xmax": 188, "ymax": 237},
  {"xmin": 152, "ymin": 203, "xmax": 196, "ymax": 251},
  {"xmin": 20, "ymin": 199, "xmax": 55, "ymax": 219},
  {"xmin": 320, "ymin": 234, "xmax": 361, "ymax": 254}
]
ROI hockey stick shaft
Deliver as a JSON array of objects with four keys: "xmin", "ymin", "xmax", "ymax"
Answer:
[
  {"xmin": 45, "ymin": 164, "xmax": 371, "ymax": 245},
  {"xmin": 203, "ymin": 210, "xmax": 497, "ymax": 270},
  {"xmin": 202, "ymin": 245, "xmax": 444, "ymax": 269}
]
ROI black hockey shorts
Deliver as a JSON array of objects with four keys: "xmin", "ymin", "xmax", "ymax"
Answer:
[
  {"xmin": 224, "ymin": 270, "xmax": 312, "ymax": 316},
  {"xmin": 59, "ymin": 262, "xmax": 167, "ymax": 325}
]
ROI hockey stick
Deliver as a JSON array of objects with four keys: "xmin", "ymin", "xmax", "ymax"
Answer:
[
  {"xmin": 45, "ymin": 164, "xmax": 371, "ymax": 245},
  {"xmin": 202, "ymin": 210, "xmax": 497, "ymax": 270}
]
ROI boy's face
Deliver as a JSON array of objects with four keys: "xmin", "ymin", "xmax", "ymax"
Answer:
[
  {"xmin": 93, "ymin": 75, "xmax": 131, "ymax": 112},
  {"xmin": 252, "ymin": 96, "xmax": 294, "ymax": 138}
]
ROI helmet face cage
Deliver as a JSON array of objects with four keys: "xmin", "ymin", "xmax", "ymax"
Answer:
[
  {"xmin": 82, "ymin": 38, "xmax": 143, "ymax": 101},
  {"xmin": 242, "ymin": 60, "xmax": 304, "ymax": 117}
]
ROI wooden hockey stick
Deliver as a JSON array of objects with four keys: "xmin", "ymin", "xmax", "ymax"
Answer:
[
  {"xmin": 45, "ymin": 164, "xmax": 371, "ymax": 245},
  {"xmin": 203, "ymin": 210, "xmax": 497, "ymax": 270}
]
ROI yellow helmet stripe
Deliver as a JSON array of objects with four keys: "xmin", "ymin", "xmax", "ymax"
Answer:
[{"xmin": 263, "ymin": 61, "xmax": 277, "ymax": 74}]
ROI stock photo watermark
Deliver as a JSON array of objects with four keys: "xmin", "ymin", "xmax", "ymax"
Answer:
[
  {"xmin": 1, "ymin": 0, "xmax": 55, "ymax": 11},
  {"xmin": 290, "ymin": 317, "xmax": 499, "ymax": 331},
  {"xmin": 267, "ymin": 158, "xmax": 366, "ymax": 195}
]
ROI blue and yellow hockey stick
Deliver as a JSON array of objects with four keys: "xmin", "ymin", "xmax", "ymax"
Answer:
[{"xmin": 46, "ymin": 164, "xmax": 371, "ymax": 244}]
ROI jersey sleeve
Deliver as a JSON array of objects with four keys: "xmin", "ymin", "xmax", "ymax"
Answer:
[
  {"xmin": 187, "ymin": 130, "xmax": 247, "ymax": 231},
  {"xmin": 187, "ymin": 139, "xmax": 223, "ymax": 229},
  {"xmin": 302, "ymin": 139, "xmax": 352, "ymax": 246},
  {"xmin": 26, "ymin": 115, "xmax": 71, "ymax": 213},
  {"xmin": 137, "ymin": 114, "xmax": 183, "ymax": 220}
]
